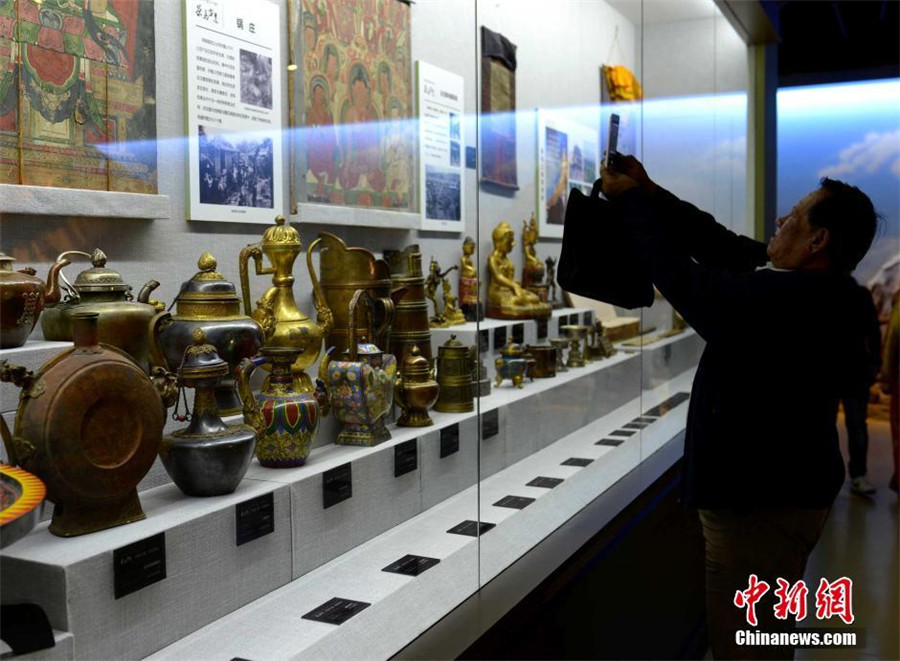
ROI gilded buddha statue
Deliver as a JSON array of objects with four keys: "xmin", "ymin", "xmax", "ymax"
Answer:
[
  {"xmin": 487, "ymin": 221, "xmax": 552, "ymax": 319},
  {"xmin": 459, "ymin": 236, "xmax": 483, "ymax": 321},
  {"xmin": 522, "ymin": 214, "xmax": 545, "ymax": 287}
]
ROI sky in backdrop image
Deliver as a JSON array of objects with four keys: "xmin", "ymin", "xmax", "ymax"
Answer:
[{"xmin": 778, "ymin": 79, "xmax": 900, "ymax": 294}]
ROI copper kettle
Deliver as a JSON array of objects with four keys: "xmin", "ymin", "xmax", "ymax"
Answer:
[{"xmin": 0, "ymin": 252, "xmax": 68, "ymax": 349}]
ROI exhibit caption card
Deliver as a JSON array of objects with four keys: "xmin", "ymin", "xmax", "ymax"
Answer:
[
  {"xmin": 185, "ymin": 0, "xmax": 283, "ymax": 223},
  {"xmin": 417, "ymin": 61, "xmax": 465, "ymax": 231}
]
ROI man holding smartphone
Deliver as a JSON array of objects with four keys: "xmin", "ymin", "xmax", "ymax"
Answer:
[{"xmin": 599, "ymin": 155, "xmax": 878, "ymax": 660}]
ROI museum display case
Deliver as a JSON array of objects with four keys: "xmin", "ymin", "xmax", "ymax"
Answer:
[{"xmin": 0, "ymin": 0, "xmax": 749, "ymax": 658}]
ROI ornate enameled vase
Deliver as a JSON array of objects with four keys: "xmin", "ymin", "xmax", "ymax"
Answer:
[
  {"xmin": 237, "ymin": 347, "xmax": 325, "ymax": 468},
  {"xmin": 325, "ymin": 291, "xmax": 397, "ymax": 446}
]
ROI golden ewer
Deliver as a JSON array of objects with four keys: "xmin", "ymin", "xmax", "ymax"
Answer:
[{"xmin": 239, "ymin": 215, "xmax": 332, "ymax": 392}]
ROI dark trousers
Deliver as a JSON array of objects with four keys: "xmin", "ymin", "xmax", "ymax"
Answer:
[
  {"xmin": 698, "ymin": 508, "xmax": 830, "ymax": 660},
  {"xmin": 842, "ymin": 386, "xmax": 871, "ymax": 479}
]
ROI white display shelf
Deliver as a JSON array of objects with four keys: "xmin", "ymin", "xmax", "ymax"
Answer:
[
  {"xmin": 293, "ymin": 203, "xmax": 420, "ymax": 230},
  {"xmin": 0, "ymin": 630, "xmax": 73, "ymax": 661},
  {"xmin": 1, "ymin": 481, "xmax": 294, "ymax": 661},
  {"xmin": 0, "ymin": 184, "xmax": 170, "ymax": 220},
  {"xmin": 148, "ymin": 371, "xmax": 695, "ymax": 661},
  {"xmin": 617, "ymin": 329, "xmax": 704, "ymax": 390},
  {"xmin": 240, "ymin": 345, "xmax": 642, "ymax": 581},
  {"xmin": 0, "ymin": 332, "xmax": 701, "ymax": 660},
  {"xmin": 430, "ymin": 307, "xmax": 594, "ymax": 357},
  {"xmin": 0, "ymin": 341, "xmax": 72, "ymax": 415}
]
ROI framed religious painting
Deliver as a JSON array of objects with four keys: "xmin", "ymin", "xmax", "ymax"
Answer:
[
  {"xmin": 479, "ymin": 26, "xmax": 517, "ymax": 191},
  {"xmin": 294, "ymin": 0, "xmax": 417, "ymax": 228},
  {"xmin": 0, "ymin": 0, "xmax": 157, "ymax": 192}
]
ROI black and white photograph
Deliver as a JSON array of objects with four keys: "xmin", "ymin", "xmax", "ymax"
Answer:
[
  {"xmin": 425, "ymin": 165, "xmax": 461, "ymax": 221},
  {"xmin": 449, "ymin": 112, "xmax": 460, "ymax": 140},
  {"xmin": 240, "ymin": 49, "xmax": 273, "ymax": 109},
  {"xmin": 450, "ymin": 140, "xmax": 460, "ymax": 167},
  {"xmin": 198, "ymin": 125, "xmax": 274, "ymax": 208}
]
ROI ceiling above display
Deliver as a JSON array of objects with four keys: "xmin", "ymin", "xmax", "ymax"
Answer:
[{"xmin": 776, "ymin": 0, "xmax": 900, "ymax": 85}]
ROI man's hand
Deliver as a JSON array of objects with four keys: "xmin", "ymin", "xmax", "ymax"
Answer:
[
  {"xmin": 600, "ymin": 162, "xmax": 638, "ymax": 199},
  {"xmin": 614, "ymin": 155, "xmax": 657, "ymax": 195}
]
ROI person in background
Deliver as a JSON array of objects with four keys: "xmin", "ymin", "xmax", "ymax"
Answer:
[
  {"xmin": 843, "ymin": 284, "xmax": 882, "ymax": 496},
  {"xmin": 882, "ymin": 290, "xmax": 900, "ymax": 493},
  {"xmin": 601, "ymin": 155, "xmax": 878, "ymax": 660}
]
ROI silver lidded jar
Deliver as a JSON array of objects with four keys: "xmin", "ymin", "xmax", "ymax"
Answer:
[{"xmin": 159, "ymin": 329, "xmax": 257, "ymax": 497}]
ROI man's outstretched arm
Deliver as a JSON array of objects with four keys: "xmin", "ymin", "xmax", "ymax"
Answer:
[{"xmin": 610, "ymin": 155, "xmax": 767, "ymax": 271}]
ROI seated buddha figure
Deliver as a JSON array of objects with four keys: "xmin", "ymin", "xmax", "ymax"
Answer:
[{"xmin": 487, "ymin": 222, "xmax": 552, "ymax": 319}]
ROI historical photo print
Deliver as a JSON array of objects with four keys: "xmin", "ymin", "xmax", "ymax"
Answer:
[
  {"xmin": 198, "ymin": 125, "xmax": 274, "ymax": 208},
  {"xmin": 425, "ymin": 165, "xmax": 461, "ymax": 221},
  {"xmin": 240, "ymin": 50, "xmax": 274, "ymax": 109}
]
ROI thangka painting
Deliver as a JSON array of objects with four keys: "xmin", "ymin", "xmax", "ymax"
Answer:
[
  {"xmin": 300, "ymin": 0, "xmax": 413, "ymax": 210},
  {"xmin": 0, "ymin": 0, "xmax": 157, "ymax": 192},
  {"xmin": 480, "ymin": 26, "xmax": 517, "ymax": 190}
]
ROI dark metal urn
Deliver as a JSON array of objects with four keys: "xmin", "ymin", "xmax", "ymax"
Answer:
[{"xmin": 160, "ymin": 329, "xmax": 257, "ymax": 497}]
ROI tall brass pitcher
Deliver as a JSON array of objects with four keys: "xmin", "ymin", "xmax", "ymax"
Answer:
[
  {"xmin": 239, "ymin": 215, "xmax": 332, "ymax": 391},
  {"xmin": 306, "ymin": 232, "xmax": 394, "ymax": 356}
]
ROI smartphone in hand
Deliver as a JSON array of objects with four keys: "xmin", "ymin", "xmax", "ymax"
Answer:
[{"xmin": 604, "ymin": 113, "xmax": 620, "ymax": 169}]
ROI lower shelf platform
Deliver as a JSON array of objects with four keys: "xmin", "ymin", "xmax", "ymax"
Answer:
[{"xmin": 147, "ymin": 372, "xmax": 694, "ymax": 660}]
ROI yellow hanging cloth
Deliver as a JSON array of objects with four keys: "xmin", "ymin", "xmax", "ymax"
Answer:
[{"xmin": 603, "ymin": 65, "xmax": 643, "ymax": 102}]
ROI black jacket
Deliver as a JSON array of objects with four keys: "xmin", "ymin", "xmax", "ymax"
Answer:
[{"xmin": 616, "ymin": 186, "xmax": 866, "ymax": 509}]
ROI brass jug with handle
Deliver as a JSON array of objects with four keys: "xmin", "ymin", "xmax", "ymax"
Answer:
[
  {"xmin": 40, "ymin": 249, "xmax": 163, "ymax": 374},
  {"xmin": 306, "ymin": 231, "xmax": 395, "ymax": 357},
  {"xmin": 239, "ymin": 215, "xmax": 332, "ymax": 392}
]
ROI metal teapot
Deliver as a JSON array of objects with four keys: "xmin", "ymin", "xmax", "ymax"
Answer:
[
  {"xmin": 150, "ymin": 252, "xmax": 265, "ymax": 416},
  {"xmin": 239, "ymin": 216, "xmax": 331, "ymax": 392},
  {"xmin": 0, "ymin": 252, "xmax": 69, "ymax": 348},
  {"xmin": 40, "ymin": 249, "xmax": 163, "ymax": 373},
  {"xmin": 324, "ymin": 290, "xmax": 397, "ymax": 447}
]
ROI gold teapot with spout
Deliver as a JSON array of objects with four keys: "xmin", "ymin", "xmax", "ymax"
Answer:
[
  {"xmin": 40, "ymin": 249, "xmax": 163, "ymax": 373},
  {"xmin": 239, "ymin": 215, "xmax": 332, "ymax": 391}
]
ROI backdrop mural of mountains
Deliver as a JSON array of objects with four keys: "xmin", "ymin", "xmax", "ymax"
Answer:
[{"xmin": 777, "ymin": 79, "xmax": 900, "ymax": 318}]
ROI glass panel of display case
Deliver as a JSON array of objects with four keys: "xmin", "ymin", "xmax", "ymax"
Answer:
[
  {"xmin": 472, "ymin": 0, "xmax": 749, "ymax": 594},
  {"xmin": 474, "ymin": 0, "xmax": 644, "ymax": 591},
  {"xmin": 0, "ymin": 1, "xmax": 753, "ymax": 657},
  {"xmin": 630, "ymin": 0, "xmax": 749, "ymax": 464}
]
